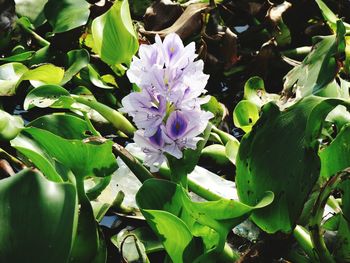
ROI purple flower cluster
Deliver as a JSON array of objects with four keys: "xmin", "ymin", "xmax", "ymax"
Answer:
[{"xmin": 121, "ymin": 33, "xmax": 213, "ymax": 172}]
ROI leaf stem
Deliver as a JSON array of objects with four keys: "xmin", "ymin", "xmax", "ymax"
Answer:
[
  {"xmin": 72, "ymin": 95, "xmax": 136, "ymax": 136},
  {"xmin": 280, "ymin": 46, "xmax": 312, "ymax": 59},
  {"xmin": 218, "ymin": 243, "xmax": 240, "ymax": 262},
  {"xmin": 293, "ymin": 225, "xmax": 318, "ymax": 262},
  {"xmin": 0, "ymin": 147, "xmax": 26, "ymax": 171},
  {"xmin": 17, "ymin": 19, "xmax": 50, "ymax": 47},
  {"xmin": 309, "ymin": 169, "xmax": 350, "ymax": 263}
]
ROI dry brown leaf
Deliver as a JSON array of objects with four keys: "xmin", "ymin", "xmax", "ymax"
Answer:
[
  {"xmin": 140, "ymin": 3, "xmax": 211, "ymax": 40},
  {"xmin": 143, "ymin": 0, "xmax": 183, "ymax": 31}
]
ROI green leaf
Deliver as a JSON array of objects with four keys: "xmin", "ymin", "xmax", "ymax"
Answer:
[
  {"xmin": 11, "ymin": 133, "xmax": 66, "ymax": 182},
  {"xmin": 24, "ymin": 84, "xmax": 74, "ymax": 110},
  {"xmin": 91, "ymin": 0, "xmax": 139, "ymax": 65},
  {"xmin": 233, "ymin": 100, "xmax": 260, "ymax": 133},
  {"xmin": 83, "ymin": 64, "xmax": 115, "ymax": 89},
  {"xmin": 0, "ymin": 169, "xmax": 77, "ymax": 263},
  {"xmin": 21, "ymin": 64, "xmax": 65, "ymax": 87},
  {"xmin": 315, "ymin": 0, "xmax": 350, "ymax": 32},
  {"xmin": 201, "ymin": 144, "xmax": 230, "ymax": 165},
  {"xmin": 202, "ymin": 96, "xmax": 225, "ymax": 126},
  {"xmin": 0, "ymin": 110, "xmax": 24, "ymax": 140},
  {"xmin": 15, "ymin": 0, "xmax": 48, "ymax": 27},
  {"xmin": 28, "ymin": 113, "xmax": 92, "ymax": 140},
  {"xmin": 136, "ymin": 179, "xmax": 273, "ymax": 262},
  {"xmin": 244, "ymin": 76, "xmax": 266, "ymax": 106},
  {"xmin": 283, "ymin": 21, "xmax": 346, "ymax": 98},
  {"xmin": 0, "ymin": 51, "xmax": 35, "ymax": 62},
  {"xmin": 61, "ymin": 49, "xmax": 90, "ymax": 85},
  {"xmin": 236, "ymin": 96, "xmax": 350, "ymax": 233},
  {"xmin": 0, "ymin": 62, "xmax": 28, "ymax": 96},
  {"xmin": 19, "ymin": 127, "xmax": 117, "ymax": 179},
  {"xmin": 320, "ymin": 124, "xmax": 350, "ymax": 178},
  {"xmin": 44, "ymin": 0, "xmax": 90, "ymax": 33},
  {"xmin": 225, "ymin": 139, "xmax": 239, "ymax": 165}
]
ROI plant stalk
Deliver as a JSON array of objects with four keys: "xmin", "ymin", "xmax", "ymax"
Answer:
[
  {"xmin": 72, "ymin": 95, "xmax": 136, "ymax": 136},
  {"xmin": 309, "ymin": 169, "xmax": 350, "ymax": 263},
  {"xmin": 293, "ymin": 225, "xmax": 318, "ymax": 262}
]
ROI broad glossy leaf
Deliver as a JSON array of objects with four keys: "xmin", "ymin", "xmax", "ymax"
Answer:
[
  {"xmin": 243, "ymin": 76, "xmax": 278, "ymax": 107},
  {"xmin": 0, "ymin": 62, "xmax": 28, "ymax": 96},
  {"xmin": 320, "ymin": 124, "xmax": 350, "ymax": 178},
  {"xmin": 23, "ymin": 85, "xmax": 136, "ymax": 135},
  {"xmin": 91, "ymin": 0, "xmax": 139, "ymax": 65},
  {"xmin": 283, "ymin": 21, "xmax": 346, "ymax": 98},
  {"xmin": 233, "ymin": 100, "xmax": 259, "ymax": 133},
  {"xmin": 19, "ymin": 127, "xmax": 117, "ymax": 179},
  {"xmin": 0, "ymin": 169, "xmax": 77, "ymax": 263},
  {"xmin": 21, "ymin": 64, "xmax": 65, "ymax": 87},
  {"xmin": 136, "ymin": 179, "xmax": 273, "ymax": 262},
  {"xmin": 44, "ymin": 0, "xmax": 90, "ymax": 33},
  {"xmin": 83, "ymin": 64, "xmax": 114, "ymax": 89},
  {"xmin": 29, "ymin": 113, "xmax": 92, "ymax": 140},
  {"xmin": 12, "ymin": 114, "xmax": 92, "ymax": 182},
  {"xmin": 15, "ymin": 0, "xmax": 48, "ymax": 27},
  {"xmin": 61, "ymin": 49, "xmax": 90, "ymax": 85},
  {"xmin": 225, "ymin": 139, "xmax": 239, "ymax": 165},
  {"xmin": 11, "ymin": 133, "xmax": 66, "ymax": 182},
  {"xmin": 24, "ymin": 84, "xmax": 74, "ymax": 110},
  {"xmin": 236, "ymin": 96, "xmax": 350, "ymax": 233},
  {"xmin": 0, "ymin": 110, "xmax": 24, "ymax": 140}
]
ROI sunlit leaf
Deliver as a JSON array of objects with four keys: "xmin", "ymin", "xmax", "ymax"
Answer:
[
  {"xmin": 61, "ymin": 49, "xmax": 90, "ymax": 85},
  {"xmin": 44, "ymin": 0, "xmax": 90, "ymax": 33},
  {"xmin": 283, "ymin": 20, "xmax": 346, "ymax": 98},
  {"xmin": 19, "ymin": 127, "xmax": 117, "ymax": 179},
  {"xmin": 24, "ymin": 84, "xmax": 74, "ymax": 110},
  {"xmin": 0, "ymin": 62, "xmax": 28, "ymax": 96},
  {"xmin": 0, "ymin": 110, "xmax": 24, "ymax": 140},
  {"xmin": 315, "ymin": 0, "xmax": 350, "ymax": 32},
  {"xmin": 201, "ymin": 144, "xmax": 230, "ymax": 165},
  {"xmin": 233, "ymin": 100, "xmax": 259, "ymax": 133},
  {"xmin": 225, "ymin": 139, "xmax": 239, "ymax": 165},
  {"xmin": 29, "ymin": 113, "xmax": 92, "ymax": 140},
  {"xmin": 83, "ymin": 64, "xmax": 114, "ymax": 89},
  {"xmin": 15, "ymin": 0, "xmax": 48, "ymax": 27},
  {"xmin": 21, "ymin": 64, "xmax": 65, "ymax": 87},
  {"xmin": 91, "ymin": 0, "xmax": 139, "ymax": 65}
]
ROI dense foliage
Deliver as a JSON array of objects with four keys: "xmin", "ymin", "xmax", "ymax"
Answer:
[{"xmin": 1, "ymin": 0, "xmax": 350, "ymax": 262}]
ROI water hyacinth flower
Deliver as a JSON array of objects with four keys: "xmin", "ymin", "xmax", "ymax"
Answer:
[{"xmin": 121, "ymin": 33, "xmax": 213, "ymax": 172}]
